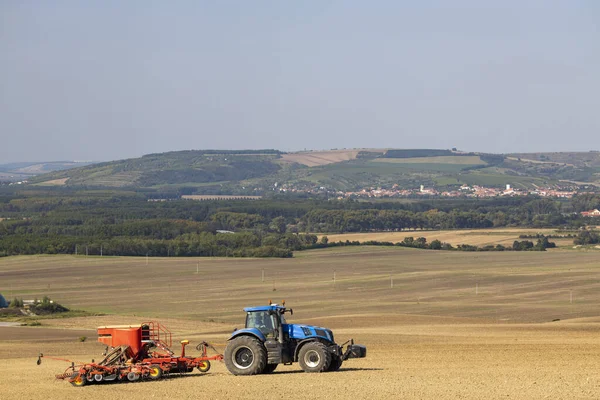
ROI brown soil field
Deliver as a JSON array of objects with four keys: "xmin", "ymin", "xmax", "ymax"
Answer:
[
  {"xmin": 2, "ymin": 249, "xmax": 600, "ymax": 399},
  {"xmin": 35, "ymin": 178, "xmax": 70, "ymax": 186},
  {"xmin": 322, "ymin": 228, "xmax": 581, "ymax": 248},
  {"xmin": 281, "ymin": 150, "xmax": 361, "ymax": 167},
  {"xmin": 281, "ymin": 149, "xmax": 386, "ymax": 167}
]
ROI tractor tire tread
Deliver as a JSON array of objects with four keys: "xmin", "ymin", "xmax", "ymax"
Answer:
[
  {"xmin": 224, "ymin": 336, "xmax": 267, "ymax": 376},
  {"xmin": 262, "ymin": 363, "xmax": 278, "ymax": 374},
  {"xmin": 327, "ymin": 356, "xmax": 343, "ymax": 372},
  {"xmin": 298, "ymin": 342, "xmax": 332, "ymax": 373}
]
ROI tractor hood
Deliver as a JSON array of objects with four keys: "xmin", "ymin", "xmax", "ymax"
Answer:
[{"xmin": 285, "ymin": 324, "xmax": 335, "ymax": 343}]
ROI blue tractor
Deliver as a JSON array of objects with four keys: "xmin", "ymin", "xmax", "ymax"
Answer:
[{"xmin": 224, "ymin": 302, "xmax": 366, "ymax": 375}]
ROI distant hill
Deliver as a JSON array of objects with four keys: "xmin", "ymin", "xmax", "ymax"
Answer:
[
  {"xmin": 28, "ymin": 149, "xmax": 600, "ymax": 192},
  {"xmin": 30, "ymin": 150, "xmax": 285, "ymax": 188},
  {"xmin": 0, "ymin": 161, "xmax": 94, "ymax": 182},
  {"xmin": 505, "ymin": 152, "xmax": 600, "ymax": 185}
]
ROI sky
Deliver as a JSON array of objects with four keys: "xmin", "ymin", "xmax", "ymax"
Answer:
[{"xmin": 1, "ymin": 1, "xmax": 599, "ymax": 163}]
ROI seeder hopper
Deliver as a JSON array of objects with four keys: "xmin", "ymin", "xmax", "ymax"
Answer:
[{"xmin": 38, "ymin": 321, "xmax": 223, "ymax": 386}]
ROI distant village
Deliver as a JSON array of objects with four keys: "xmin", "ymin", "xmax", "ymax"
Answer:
[
  {"xmin": 276, "ymin": 182, "xmax": 580, "ymax": 199},
  {"xmin": 338, "ymin": 184, "xmax": 578, "ymax": 199},
  {"xmin": 273, "ymin": 183, "xmax": 600, "ymax": 218}
]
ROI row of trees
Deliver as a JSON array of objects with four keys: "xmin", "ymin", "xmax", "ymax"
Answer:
[
  {"xmin": 3, "ymin": 200, "xmax": 573, "ymax": 240},
  {"xmin": 310, "ymin": 235, "xmax": 556, "ymax": 252},
  {"xmin": 1, "ymin": 188, "xmax": 599, "ymax": 257},
  {"xmin": 395, "ymin": 236, "xmax": 555, "ymax": 251},
  {"xmin": 0, "ymin": 232, "xmax": 320, "ymax": 258}
]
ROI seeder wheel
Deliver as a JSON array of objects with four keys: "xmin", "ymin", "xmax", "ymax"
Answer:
[
  {"xmin": 197, "ymin": 361, "xmax": 211, "ymax": 373},
  {"xmin": 69, "ymin": 373, "xmax": 86, "ymax": 387},
  {"xmin": 127, "ymin": 372, "xmax": 140, "ymax": 382},
  {"xmin": 148, "ymin": 365, "xmax": 163, "ymax": 380}
]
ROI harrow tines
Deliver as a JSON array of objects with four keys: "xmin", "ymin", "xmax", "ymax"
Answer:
[{"xmin": 55, "ymin": 372, "xmax": 72, "ymax": 380}]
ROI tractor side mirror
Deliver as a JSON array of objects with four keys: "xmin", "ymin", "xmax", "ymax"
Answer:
[{"xmin": 233, "ymin": 327, "xmax": 237, "ymax": 332}]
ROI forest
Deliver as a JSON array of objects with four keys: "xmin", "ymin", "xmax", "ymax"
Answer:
[{"xmin": 0, "ymin": 188, "xmax": 599, "ymax": 257}]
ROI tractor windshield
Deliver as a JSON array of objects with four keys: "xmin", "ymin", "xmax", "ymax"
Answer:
[{"xmin": 246, "ymin": 311, "xmax": 277, "ymax": 337}]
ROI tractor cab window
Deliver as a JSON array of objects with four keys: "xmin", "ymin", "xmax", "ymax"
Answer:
[{"xmin": 246, "ymin": 311, "xmax": 277, "ymax": 337}]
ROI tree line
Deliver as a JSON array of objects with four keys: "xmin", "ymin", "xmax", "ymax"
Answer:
[
  {"xmin": 309, "ymin": 235, "xmax": 556, "ymax": 252},
  {"xmin": 0, "ymin": 188, "xmax": 599, "ymax": 257}
]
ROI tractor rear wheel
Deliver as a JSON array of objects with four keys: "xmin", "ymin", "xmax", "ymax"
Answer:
[
  {"xmin": 327, "ymin": 356, "xmax": 343, "ymax": 372},
  {"xmin": 197, "ymin": 361, "xmax": 211, "ymax": 373},
  {"xmin": 262, "ymin": 363, "xmax": 278, "ymax": 374},
  {"xmin": 298, "ymin": 342, "xmax": 331, "ymax": 373},
  {"xmin": 224, "ymin": 336, "xmax": 267, "ymax": 376},
  {"xmin": 148, "ymin": 364, "xmax": 163, "ymax": 380},
  {"xmin": 69, "ymin": 372, "xmax": 86, "ymax": 387}
]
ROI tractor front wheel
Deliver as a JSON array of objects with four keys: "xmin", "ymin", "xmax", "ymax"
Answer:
[
  {"xmin": 327, "ymin": 356, "xmax": 343, "ymax": 372},
  {"xmin": 298, "ymin": 342, "xmax": 332, "ymax": 373},
  {"xmin": 224, "ymin": 336, "xmax": 267, "ymax": 376}
]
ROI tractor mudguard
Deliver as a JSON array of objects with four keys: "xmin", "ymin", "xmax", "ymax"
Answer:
[{"xmin": 229, "ymin": 328, "xmax": 266, "ymax": 343}]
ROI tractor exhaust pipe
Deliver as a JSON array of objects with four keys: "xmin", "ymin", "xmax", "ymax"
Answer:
[{"xmin": 278, "ymin": 325, "xmax": 284, "ymax": 344}]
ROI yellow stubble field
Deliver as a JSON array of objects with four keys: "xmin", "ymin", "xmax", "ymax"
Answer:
[{"xmin": 321, "ymin": 228, "xmax": 583, "ymax": 248}]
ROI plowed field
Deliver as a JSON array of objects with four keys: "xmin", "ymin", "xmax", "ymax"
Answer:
[{"xmin": 2, "ymin": 249, "xmax": 600, "ymax": 399}]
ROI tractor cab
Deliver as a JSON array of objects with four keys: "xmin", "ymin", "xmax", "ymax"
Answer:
[{"xmin": 244, "ymin": 304, "xmax": 291, "ymax": 339}]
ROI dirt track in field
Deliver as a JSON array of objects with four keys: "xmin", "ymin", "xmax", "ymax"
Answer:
[{"xmin": 2, "ymin": 250, "xmax": 600, "ymax": 399}]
